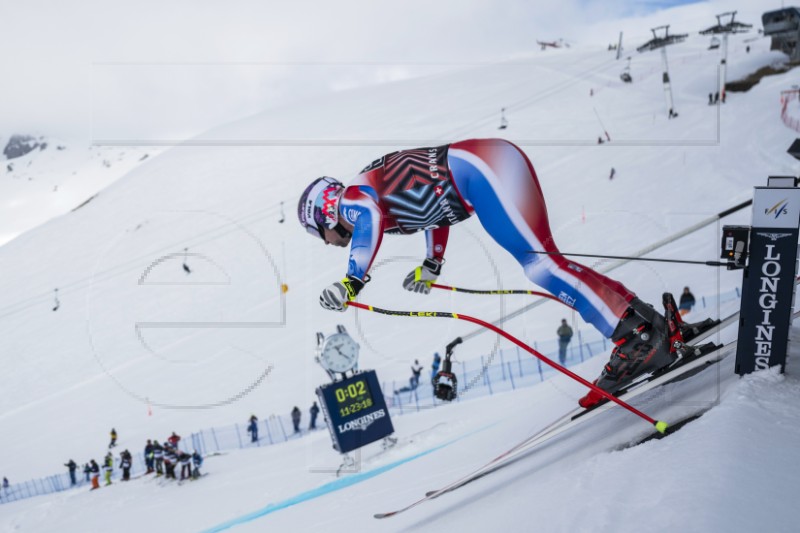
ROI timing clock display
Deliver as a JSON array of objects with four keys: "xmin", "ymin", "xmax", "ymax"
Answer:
[
  {"xmin": 333, "ymin": 377, "xmax": 374, "ymax": 418},
  {"xmin": 316, "ymin": 370, "xmax": 394, "ymax": 454},
  {"xmin": 320, "ymin": 332, "xmax": 359, "ymax": 373}
]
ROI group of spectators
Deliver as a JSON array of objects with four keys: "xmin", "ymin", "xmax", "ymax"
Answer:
[
  {"xmin": 60, "ymin": 430, "xmax": 203, "ymax": 493},
  {"xmin": 56, "ymin": 401, "xmax": 331, "ymax": 495},
  {"xmin": 246, "ymin": 403, "xmax": 321, "ymax": 443}
]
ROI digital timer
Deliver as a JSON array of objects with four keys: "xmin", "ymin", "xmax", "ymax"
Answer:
[{"xmin": 316, "ymin": 370, "xmax": 394, "ymax": 453}]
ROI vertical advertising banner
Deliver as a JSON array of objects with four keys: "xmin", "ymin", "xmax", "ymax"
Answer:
[{"xmin": 735, "ymin": 187, "xmax": 800, "ymax": 375}]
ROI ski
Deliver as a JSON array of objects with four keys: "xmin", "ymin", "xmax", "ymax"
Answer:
[
  {"xmin": 374, "ymin": 313, "xmax": 736, "ymax": 519},
  {"xmin": 376, "ymin": 340, "xmax": 733, "ymax": 518}
]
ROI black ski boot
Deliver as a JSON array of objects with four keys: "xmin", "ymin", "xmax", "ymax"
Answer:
[{"xmin": 579, "ymin": 294, "xmax": 683, "ymax": 408}]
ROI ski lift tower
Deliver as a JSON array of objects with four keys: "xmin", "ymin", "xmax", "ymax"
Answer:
[
  {"xmin": 636, "ymin": 25, "xmax": 687, "ymax": 118},
  {"xmin": 700, "ymin": 11, "xmax": 752, "ymax": 103}
]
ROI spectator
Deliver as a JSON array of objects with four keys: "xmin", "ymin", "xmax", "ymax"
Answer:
[
  {"xmin": 431, "ymin": 352, "xmax": 442, "ymax": 384},
  {"xmin": 247, "ymin": 415, "xmax": 259, "ymax": 443},
  {"xmin": 83, "ymin": 462, "xmax": 91, "ymax": 483},
  {"xmin": 557, "ymin": 319, "xmax": 574, "ymax": 366},
  {"xmin": 109, "ymin": 428, "xmax": 117, "ymax": 449},
  {"xmin": 191, "ymin": 450, "xmax": 203, "ymax": 479},
  {"xmin": 119, "ymin": 450, "xmax": 132, "ymax": 481},
  {"xmin": 679, "ymin": 286, "xmax": 696, "ymax": 316},
  {"xmin": 309, "ymin": 402, "xmax": 320, "ymax": 430},
  {"xmin": 89, "ymin": 460, "xmax": 100, "ymax": 490},
  {"xmin": 64, "ymin": 459, "xmax": 78, "ymax": 486},
  {"xmin": 291, "ymin": 406, "xmax": 302, "ymax": 433},
  {"xmin": 609, "ymin": 167, "xmax": 616, "ymax": 181},
  {"xmin": 714, "ymin": 92, "xmax": 719, "ymax": 104},
  {"xmin": 2, "ymin": 477, "xmax": 8, "ymax": 489},
  {"xmin": 179, "ymin": 451, "xmax": 192, "ymax": 480},
  {"xmin": 163, "ymin": 445, "xmax": 177, "ymax": 480},
  {"xmin": 152, "ymin": 440, "xmax": 164, "ymax": 476},
  {"xmin": 144, "ymin": 440, "xmax": 154, "ymax": 474},
  {"xmin": 167, "ymin": 432, "xmax": 181, "ymax": 448},
  {"xmin": 103, "ymin": 453, "xmax": 113, "ymax": 486},
  {"xmin": 708, "ymin": 93, "xmax": 713, "ymax": 105},
  {"xmin": 394, "ymin": 360, "xmax": 424, "ymax": 394}
]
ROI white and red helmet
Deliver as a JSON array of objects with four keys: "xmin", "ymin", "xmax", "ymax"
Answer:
[{"xmin": 297, "ymin": 177, "xmax": 345, "ymax": 239}]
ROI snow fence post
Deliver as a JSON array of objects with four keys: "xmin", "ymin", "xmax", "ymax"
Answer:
[
  {"xmin": 516, "ymin": 346, "xmax": 523, "ymax": 378},
  {"xmin": 578, "ymin": 330, "xmax": 585, "ymax": 361},
  {"xmin": 235, "ymin": 423, "xmax": 244, "ymax": 449},
  {"xmin": 199, "ymin": 430, "xmax": 208, "ymax": 455},
  {"xmin": 500, "ymin": 351, "xmax": 506, "ymax": 381},
  {"xmin": 484, "ymin": 357, "xmax": 494, "ymax": 396},
  {"xmin": 210, "ymin": 427, "xmax": 220, "ymax": 452},
  {"xmin": 507, "ymin": 362, "xmax": 516, "ymax": 390},
  {"xmin": 264, "ymin": 418, "xmax": 275, "ymax": 444},
  {"xmin": 276, "ymin": 416, "xmax": 288, "ymax": 441}
]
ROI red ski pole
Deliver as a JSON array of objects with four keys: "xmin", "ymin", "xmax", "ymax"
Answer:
[{"xmin": 347, "ymin": 301, "xmax": 669, "ymax": 434}]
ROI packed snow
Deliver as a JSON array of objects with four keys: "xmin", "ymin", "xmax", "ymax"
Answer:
[{"xmin": 1, "ymin": 1, "xmax": 799, "ymax": 532}]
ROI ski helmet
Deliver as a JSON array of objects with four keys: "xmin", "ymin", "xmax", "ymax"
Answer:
[{"xmin": 298, "ymin": 177, "xmax": 345, "ymax": 239}]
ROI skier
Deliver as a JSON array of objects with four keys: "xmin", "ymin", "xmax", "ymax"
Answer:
[
  {"xmin": 152, "ymin": 440, "xmax": 164, "ymax": 476},
  {"xmin": 144, "ymin": 440, "xmax": 154, "ymax": 474},
  {"xmin": 179, "ymin": 451, "xmax": 192, "ymax": 480},
  {"xmin": 298, "ymin": 138, "xmax": 703, "ymax": 408},
  {"xmin": 191, "ymin": 450, "xmax": 203, "ymax": 479},
  {"xmin": 167, "ymin": 432, "xmax": 181, "ymax": 448},
  {"xmin": 108, "ymin": 428, "xmax": 117, "ymax": 449},
  {"xmin": 163, "ymin": 444, "xmax": 177, "ymax": 480},
  {"xmin": 89, "ymin": 460, "xmax": 100, "ymax": 490},
  {"xmin": 103, "ymin": 453, "xmax": 113, "ymax": 486},
  {"xmin": 119, "ymin": 450, "xmax": 132, "ymax": 481}
]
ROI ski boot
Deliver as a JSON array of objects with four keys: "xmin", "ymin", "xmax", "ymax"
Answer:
[{"xmin": 579, "ymin": 293, "xmax": 686, "ymax": 409}]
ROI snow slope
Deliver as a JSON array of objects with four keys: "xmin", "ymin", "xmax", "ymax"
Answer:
[{"xmin": 1, "ymin": 7, "xmax": 800, "ymax": 532}]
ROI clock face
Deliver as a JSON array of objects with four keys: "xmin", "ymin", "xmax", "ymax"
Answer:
[{"xmin": 321, "ymin": 333, "xmax": 359, "ymax": 373}]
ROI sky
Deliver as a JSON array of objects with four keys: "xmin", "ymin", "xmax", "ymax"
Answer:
[{"xmin": 0, "ymin": 0, "xmax": 767, "ymax": 143}]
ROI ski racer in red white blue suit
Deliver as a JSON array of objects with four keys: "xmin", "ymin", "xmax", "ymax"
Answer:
[{"xmin": 298, "ymin": 138, "xmax": 689, "ymax": 407}]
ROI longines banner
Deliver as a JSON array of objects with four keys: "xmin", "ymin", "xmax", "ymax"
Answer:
[{"xmin": 735, "ymin": 187, "xmax": 800, "ymax": 375}]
